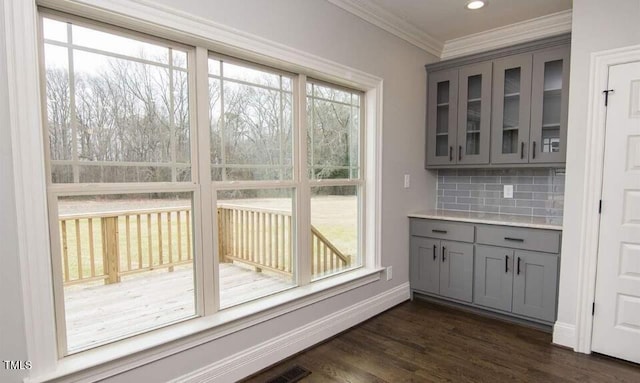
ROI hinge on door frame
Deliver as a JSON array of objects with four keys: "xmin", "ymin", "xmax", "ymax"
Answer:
[
  {"xmin": 599, "ymin": 200, "xmax": 602, "ymax": 214},
  {"xmin": 603, "ymin": 89, "xmax": 615, "ymax": 106},
  {"xmin": 592, "ymin": 302, "xmax": 595, "ymax": 316}
]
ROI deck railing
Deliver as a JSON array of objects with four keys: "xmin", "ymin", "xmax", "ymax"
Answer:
[
  {"xmin": 59, "ymin": 205, "xmax": 349, "ymax": 286},
  {"xmin": 217, "ymin": 204, "xmax": 350, "ymax": 276},
  {"xmin": 59, "ymin": 207, "xmax": 192, "ymax": 285}
]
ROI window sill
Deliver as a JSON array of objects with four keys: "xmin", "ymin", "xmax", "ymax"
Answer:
[{"xmin": 28, "ymin": 267, "xmax": 384, "ymax": 383}]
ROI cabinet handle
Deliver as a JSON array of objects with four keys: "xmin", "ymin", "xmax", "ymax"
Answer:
[
  {"xmin": 517, "ymin": 257, "xmax": 521, "ymax": 275},
  {"xmin": 449, "ymin": 146, "xmax": 453, "ymax": 161},
  {"xmin": 432, "ymin": 229, "xmax": 448, "ymax": 234},
  {"xmin": 505, "ymin": 255, "xmax": 509, "ymax": 273},
  {"xmin": 458, "ymin": 145, "xmax": 462, "ymax": 161},
  {"xmin": 442, "ymin": 246, "xmax": 446, "ymax": 262},
  {"xmin": 532, "ymin": 141, "xmax": 536, "ymax": 159},
  {"xmin": 433, "ymin": 244, "xmax": 437, "ymax": 260},
  {"xmin": 504, "ymin": 237, "xmax": 524, "ymax": 242},
  {"xmin": 520, "ymin": 142, "xmax": 525, "ymax": 159}
]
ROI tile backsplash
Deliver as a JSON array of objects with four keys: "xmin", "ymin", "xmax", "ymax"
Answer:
[{"xmin": 436, "ymin": 168, "xmax": 565, "ymax": 219}]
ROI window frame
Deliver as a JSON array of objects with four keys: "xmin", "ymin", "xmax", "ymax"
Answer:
[{"xmin": 6, "ymin": 1, "xmax": 383, "ymax": 380}]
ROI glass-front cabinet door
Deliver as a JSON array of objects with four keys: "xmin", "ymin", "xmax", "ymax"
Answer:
[
  {"xmin": 427, "ymin": 69, "xmax": 458, "ymax": 166},
  {"xmin": 491, "ymin": 54, "xmax": 533, "ymax": 164},
  {"xmin": 530, "ymin": 47, "xmax": 570, "ymax": 163},
  {"xmin": 457, "ymin": 62, "xmax": 492, "ymax": 165}
]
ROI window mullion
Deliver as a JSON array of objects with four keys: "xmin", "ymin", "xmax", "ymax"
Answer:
[
  {"xmin": 194, "ymin": 46, "xmax": 217, "ymax": 314},
  {"xmin": 296, "ymin": 74, "xmax": 311, "ymax": 286}
]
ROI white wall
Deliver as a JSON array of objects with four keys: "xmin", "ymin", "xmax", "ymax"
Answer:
[
  {"xmin": 556, "ymin": 0, "xmax": 640, "ymax": 346},
  {"xmin": 1, "ymin": 1, "xmax": 438, "ymax": 382}
]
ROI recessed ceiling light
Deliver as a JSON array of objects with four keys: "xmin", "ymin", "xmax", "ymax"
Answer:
[{"xmin": 466, "ymin": 1, "xmax": 486, "ymax": 10}]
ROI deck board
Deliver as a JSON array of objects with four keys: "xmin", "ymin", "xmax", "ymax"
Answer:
[{"xmin": 64, "ymin": 263, "xmax": 293, "ymax": 352}]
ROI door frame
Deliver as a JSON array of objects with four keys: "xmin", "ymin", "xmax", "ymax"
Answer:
[{"xmin": 573, "ymin": 44, "xmax": 640, "ymax": 354}]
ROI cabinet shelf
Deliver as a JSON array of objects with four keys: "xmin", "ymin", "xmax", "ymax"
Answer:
[
  {"xmin": 542, "ymin": 123, "xmax": 561, "ymax": 129},
  {"xmin": 468, "ymin": 98, "xmax": 482, "ymax": 103},
  {"xmin": 502, "ymin": 127, "xmax": 519, "ymax": 131},
  {"xmin": 504, "ymin": 92, "xmax": 520, "ymax": 98},
  {"xmin": 437, "ymin": 103, "xmax": 449, "ymax": 107},
  {"xmin": 436, "ymin": 132, "xmax": 449, "ymax": 137}
]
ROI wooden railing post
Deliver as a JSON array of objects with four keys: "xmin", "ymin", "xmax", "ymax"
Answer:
[{"xmin": 101, "ymin": 216, "xmax": 120, "ymax": 284}]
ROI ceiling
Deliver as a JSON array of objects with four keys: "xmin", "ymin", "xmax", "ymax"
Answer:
[{"xmin": 328, "ymin": 0, "xmax": 573, "ymax": 57}]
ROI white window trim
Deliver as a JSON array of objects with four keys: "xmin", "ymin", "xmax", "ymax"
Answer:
[{"xmin": 4, "ymin": 0, "xmax": 383, "ymax": 381}]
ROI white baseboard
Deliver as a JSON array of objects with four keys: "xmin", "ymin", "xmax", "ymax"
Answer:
[
  {"xmin": 171, "ymin": 282, "xmax": 410, "ymax": 383},
  {"xmin": 552, "ymin": 321, "xmax": 576, "ymax": 349}
]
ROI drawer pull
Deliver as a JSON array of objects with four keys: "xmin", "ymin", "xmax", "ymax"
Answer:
[
  {"xmin": 432, "ymin": 229, "xmax": 448, "ymax": 234},
  {"xmin": 504, "ymin": 237, "xmax": 524, "ymax": 242},
  {"xmin": 520, "ymin": 142, "xmax": 524, "ymax": 159},
  {"xmin": 449, "ymin": 146, "xmax": 453, "ymax": 161},
  {"xmin": 517, "ymin": 257, "xmax": 521, "ymax": 275},
  {"xmin": 442, "ymin": 246, "xmax": 446, "ymax": 262},
  {"xmin": 433, "ymin": 244, "xmax": 437, "ymax": 260},
  {"xmin": 505, "ymin": 255, "xmax": 509, "ymax": 273}
]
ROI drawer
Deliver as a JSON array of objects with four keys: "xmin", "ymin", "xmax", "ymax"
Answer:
[
  {"xmin": 410, "ymin": 219, "xmax": 474, "ymax": 243},
  {"xmin": 476, "ymin": 224, "xmax": 561, "ymax": 253}
]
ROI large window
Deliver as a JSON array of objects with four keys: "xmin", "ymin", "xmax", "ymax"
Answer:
[{"xmin": 40, "ymin": 12, "xmax": 367, "ymax": 357}]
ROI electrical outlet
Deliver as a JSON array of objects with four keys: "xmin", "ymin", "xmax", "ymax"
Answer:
[
  {"xmin": 504, "ymin": 184, "xmax": 514, "ymax": 199},
  {"xmin": 403, "ymin": 174, "xmax": 410, "ymax": 189},
  {"xmin": 386, "ymin": 266, "xmax": 393, "ymax": 281}
]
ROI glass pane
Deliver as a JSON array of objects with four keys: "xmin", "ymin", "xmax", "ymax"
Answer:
[
  {"xmin": 502, "ymin": 68, "xmax": 521, "ymax": 154},
  {"xmin": 44, "ymin": 44, "xmax": 71, "ymax": 161},
  {"xmin": 541, "ymin": 60, "xmax": 563, "ymax": 153},
  {"xmin": 435, "ymin": 136, "xmax": 448, "ymax": 157},
  {"xmin": 57, "ymin": 192, "xmax": 196, "ymax": 353},
  {"xmin": 216, "ymin": 188, "xmax": 296, "ymax": 309},
  {"xmin": 223, "ymin": 61, "xmax": 285, "ymax": 90},
  {"xmin": 468, "ymin": 75, "xmax": 482, "ymax": 100},
  {"xmin": 436, "ymin": 105, "xmax": 449, "ymax": 135},
  {"xmin": 43, "ymin": 18, "xmax": 68, "ymax": 43},
  {"xmin": 42, "ymin": 18, "xmax": 192, "ymax": 183},
  {"xmin": 307, "ymin": 83, "xmax": 360, "ymax": 180},
  {"xmin": 210, "ymin": 59, "xmax": 293, "ymax": 181},
  {"xmin": 72, "ymin": 24, "xmax": 169, "ymax": 64},
  {"xmin": 311, "ymin": 186, "xmax": 360, "ymax": 280},
  {"xmin": 436, "ymin": 81, "xmax": 449, "ymax": 105}
]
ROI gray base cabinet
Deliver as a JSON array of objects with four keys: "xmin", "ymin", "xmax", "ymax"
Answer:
[
  {"xmin": 512, "ymin": 250, "xmax": 559, "ymax": 322},
  {"xmin": 474, "ymin": 245, "xmax": 559, "ymax": 322},
  {"xmin": 410, "ymin": 236, "xmax": 473, "ymax": 303},
  {"xmin": 410, "ymin": 218, "xmax": 561, "ymax": 325}
]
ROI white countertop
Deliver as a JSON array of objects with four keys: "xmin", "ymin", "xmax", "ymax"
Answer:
[{"xmin": 408, "ymin": 209, "xmax": 563, "ymax": 231}]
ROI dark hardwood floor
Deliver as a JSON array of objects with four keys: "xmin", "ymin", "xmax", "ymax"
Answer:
[{"xmin": 242, "ymin": 299, "xmax": 640, "ymax": 383}]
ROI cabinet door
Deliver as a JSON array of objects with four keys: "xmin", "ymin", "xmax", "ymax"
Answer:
[
  {"xmin": 426, "ymin": 69, "xmax": 458, "ymax": 166},
  {"xmin": 529, "ymin": 46, "xmax": 570, "ymax": 163},
  {"xmin": 474, "ymin": 245, "xmax": 514, "ymax": 312},
  {"xmin": 457, "ymin": 62, "xmax": 492, "ymax": 165},
  {"xmin": 439, "ymin": 241, "xmax": 474, "ymax": 302},
  {"xmin": 491, "ymin": 54, "xmax": 533, "ymax": 164},
  {"xmin": 512, "ymin": 250, "xmax": 559, "ymax": 322},
  {"xmin": 410, "ymin": 237, "xmax": 440, "ymax": 294}
]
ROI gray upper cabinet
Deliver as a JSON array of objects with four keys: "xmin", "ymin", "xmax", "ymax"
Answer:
[
  {"xmin": 491, "ymin": 54, "xmax": 533, "ymax": 164},
  {"xmin": 457, "ymin": 62, "xmax": 492, "ymax": 165},
  {"xmin": 529, "ymin": 47, "xmax": 570, "ymax": 164},
  {"xmin": 425, "ymin": 35, "xmax": 570, "ymax": 168},
  {"xmin": 427, "ymin": 69, "xmax": 458, "ymax": 166}
]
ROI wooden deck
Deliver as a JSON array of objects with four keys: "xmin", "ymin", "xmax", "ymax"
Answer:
[{"xmin": 64, "ymin": 263, "xmax": 294, "ymax": 352}]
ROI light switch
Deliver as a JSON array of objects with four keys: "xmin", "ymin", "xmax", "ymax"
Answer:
[
  {"xmin": 404, "ymin": 174, "xmax": 410, "ymax": 188},
  {"xmin": 504, "ymin": 185, "xmax": 514, "ymax": 199}
]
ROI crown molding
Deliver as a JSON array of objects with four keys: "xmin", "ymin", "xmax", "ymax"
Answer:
[
  {"xmin": 441, "ymin": 9, "xmax": 572, "ymax": 59},
  {"xmin": 327, "ymin": 0, "xmax": 443, "ymax": 58}
]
